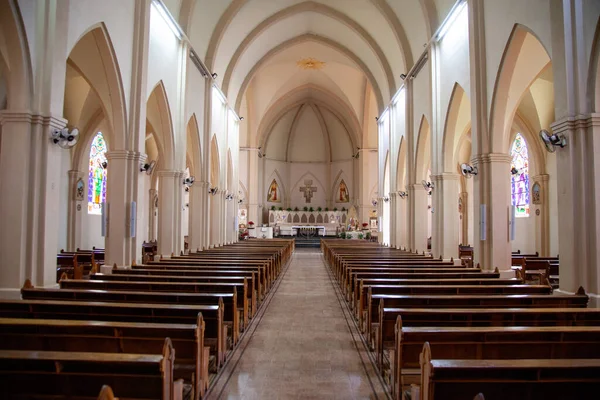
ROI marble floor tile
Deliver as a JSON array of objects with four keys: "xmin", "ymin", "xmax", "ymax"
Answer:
[{"xmin": 210, "ymin": 249, "xmax": 388, "ymax": 400}]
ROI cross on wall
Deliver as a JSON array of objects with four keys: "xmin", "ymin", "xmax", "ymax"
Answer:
[{"xmin": 299, "ymin": 180, "xmax": 317, "ymax": 203}]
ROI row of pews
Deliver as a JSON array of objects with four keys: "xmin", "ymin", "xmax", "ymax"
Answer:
[
  {"xmin": 511, "ymin": 251, "xmax": 560, "ymax": 288},
  {"xmin": 1, "ymin": 239, "xmax": 293, "ymax": 399},
  {"xmin": 322, "ymin": 240, "xmax": 598, "ymax": 400},
  {"xmin": 56, "ymin": 248, "xmax": 105, "ymax": 282}
]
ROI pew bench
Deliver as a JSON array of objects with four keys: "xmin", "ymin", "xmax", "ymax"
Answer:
[
  {"xmin": 0, "ymin": 316, "xmax": 210, "ymax": 399},
  {"xmin": 0, "ymin": 338, "xmax": 183, "ymax": 400},
  {"xmin": 419, "ymin": 342, "xmax": 600, "ymax": 400}
]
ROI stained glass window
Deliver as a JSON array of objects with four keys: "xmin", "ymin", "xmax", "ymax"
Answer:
[
  {"xmin": 510, "ymin": 133, "xmax": 529, "ymax": 217},
  {"xmin": 88, "ymin": 132, "xmax": 108, "ymax": 215}
]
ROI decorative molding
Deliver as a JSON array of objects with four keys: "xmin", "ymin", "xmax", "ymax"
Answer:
[
  {"xmin": 551, "ymin": 113, "xmax": 600, "ymax": 134},
  {"xmin": 0, "ymin": 111, "xmax": 67, "ymax": 130},
  {"xmin": 471, "ymin": 153, "xmax": 512, "ymax": 165}
]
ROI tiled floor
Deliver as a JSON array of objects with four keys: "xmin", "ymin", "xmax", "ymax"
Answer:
[{"xmin": 208, "ymin": 249, "xmax": 388, "ymax": 400}]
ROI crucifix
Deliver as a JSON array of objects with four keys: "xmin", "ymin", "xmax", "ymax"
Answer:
[{"xmin": 299, "ymin": 180, "xmax": 317, "ymax": 203}]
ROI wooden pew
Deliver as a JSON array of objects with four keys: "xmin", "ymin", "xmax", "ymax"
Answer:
[
  {"xmin": 365, "ymin": 289, "xmax": 589, "ymax": 343},
  {"xmin": 392, "ymin": 320, "xmax": 600, "ymax": 398},
  {"xmin": 95, "ymin": 272, "xmax": 258, "ymax": 318},
  {"xmin": 0, "ymin": 338, "xmax": 183, "ymax": 400},
  {"xmin": 0, "ymin": 299, "xmax": 227, "ymax": 369},
  {"xmin": 61, "ymin": 278, "xmax": 250, "ymax": 330},
  {"xmin": 0, "ymin": 315, "xmax": 209, "ymax": 399},
  {"xmin": 20, "ymin": 283, "xmax": 241, "ymax": 347},
  {"xmin": 418, "ymin": 342, "xmax": 600, "ymax": 400}
]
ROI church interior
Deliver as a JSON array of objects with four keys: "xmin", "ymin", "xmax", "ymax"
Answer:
[{"xmin": 1, "ymin": 0, "xmax": 600, "ymax": 398}]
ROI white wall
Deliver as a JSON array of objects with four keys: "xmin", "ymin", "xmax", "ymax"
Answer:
[{"xmin": 512, "ymin": 216, "xmax": 536, "ymax": 254}]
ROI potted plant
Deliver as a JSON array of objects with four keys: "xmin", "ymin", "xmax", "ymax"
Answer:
[
  {"xmin": 341, "ymin": 207, "xmax": 346, "ymax": 212},
  {"xmin": 286, "ymin": 207, "xmax": 292, "ymax": 211},
  {"xmin": 346, "ymin": 232, "xmax": 353, "ymax": 239},
  {"xmin": 309, "ymin": 206, "xmax": 314, "ymax": 212},
  {"xmin": 333, "ymin": 207, "xmax": 338, "ymax": 212},
  {"xmin": 271, "ymin": 205, "xmax": 276, "ymax": 211},
  {"xmin": 317, "ymin": 207, "xmax": 322, "ymax": 212},
  {"xmin": 303, "ymin": 206, "xmax": 309, "ymax": 212},
  {"xmin": 324, "ymin": 207, "xmax": 329, "ymax": 211},
  {"xmin": 294, "ymin": 206, "xmax": 299, "ymax": 211},
  {"xmin": 358, "ymin": 233, "xmax": 364, "ymax": 240},
  {"xmin": 278, "ymin": 207, "xmax": 283, "ymax": 211},
  {"xmin": 366, "ymin": 231, "xmax": 372, "ymax": 240},
  {"xmin": 248, "ymin": 221, "xmax": 255, "ymax": 228}
]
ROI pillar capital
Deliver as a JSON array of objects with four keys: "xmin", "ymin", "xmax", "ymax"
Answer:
[
  {"xmin": 156, "ymin": 169, "xmax": 181, "ymax": 178},
  {"xmin": 551, "ymin": 113, "xmax": 600, "ymax": 134},
  {"xmin": 430, "ymin": 172, "xmax": 460, "ymax": 182},
  {"xmin": 471, "ymin": 153, "xmax": 512, "ymax": 165},
  {"xmin": 0, "ymin": 111, "xmax": 67, "ymax": 130}
]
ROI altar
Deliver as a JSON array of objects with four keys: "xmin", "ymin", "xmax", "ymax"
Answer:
[{"xmin": 291, "ymin": 225, "xmax": 326, "ymax": 237}]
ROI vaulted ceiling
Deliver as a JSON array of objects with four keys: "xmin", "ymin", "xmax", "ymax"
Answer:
[{"xmin": 163, "ymin": 0, "xmax": 458, "ymax": 155}]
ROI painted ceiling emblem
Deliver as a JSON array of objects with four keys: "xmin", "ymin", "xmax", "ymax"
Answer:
[{"xmin": 297, "ymin": 57, "xmax": 326, "ymax": 70}]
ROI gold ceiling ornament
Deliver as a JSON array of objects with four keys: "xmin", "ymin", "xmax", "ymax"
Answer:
[{"xmin": 297, "ymin": 57, "xmax": 326, "ymax": 70}]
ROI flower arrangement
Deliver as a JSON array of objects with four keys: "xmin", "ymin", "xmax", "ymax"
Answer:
[
  {"xmin": 248, "ymin": 221, "xmax": 255, "ymax": 227},
  {"xmin": 362, "ymin": 223, "xmax": 369, "ymax": 228},
  {"xmin": 346, "ymin": 232, "xmax": 353, "ymax": 239}
]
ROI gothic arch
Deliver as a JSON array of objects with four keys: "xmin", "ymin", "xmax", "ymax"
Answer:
[
  {"xmin": 396, "ymin": 136, "xmax": 407, "ymax": 189},
  {"xmin": 65, "ymin": 23, "xmax": 127, "ymax": 149},
  {"xmin": 147, "ymin": 81, "xmax": 176, "ymax": 170},
  {"xmin": 266, "ymin": 169, "xmax": 287, "ymax": 203},
  {"xmin": 221, "ymin": 2, "xmax": 397, "ymax": 97},
  {"xmin": 330, "ymin": 169, "xmax": 351, "ymax": 203},
  {"xmin": 589, "ymin": 16, "xmax": 600, "ymax": 113},
  {"xmin": 441, "ymin": 82, "xmax": 472, "ymax": 172},
  {"xmin": 0, "ymin": 0, "xmax": 32, "ymax": 110},
  {"xmin": 489, "ymin": 24, "xmax": 552, "ymax": 154},
  {"xmin": 186, "ymin": 114, "xmax": 203, "ymax": 179},
  {"xmin": 210, "ymin": 135, "xmax": 220, "ymax": 187},
  {"xmin": 414, "ymin": 115, "xmax": 431, "ymax": 182},
  {"xmin": 234, "ymin": 34, "xmax": 385, "ymax": 114}
]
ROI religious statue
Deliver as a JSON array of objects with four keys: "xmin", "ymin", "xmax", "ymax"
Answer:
[
  {"xmin": 267, "ymin": 179, "xmax": 280, "ymax": 203},
  {"xmin": 339, "ymin": 179, "xmax": 349, "ymax": 203}
]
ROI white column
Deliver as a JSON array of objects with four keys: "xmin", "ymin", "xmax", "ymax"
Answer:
[
  {"xmin": 409, "ymin": 184, "xmax": 429, "ymax": 253},
  {"xmin": 148, "ymin": 188, "xmax": 157, "ymax": 241},
  {"xmin": 472, "ymin": 154, "xmax": 512, "ymax": 270},
  {"xmin": 156, "ymin": 170, "xmax": 180, "ymax": 257},
  {"xmin": 431, "ymin": 173, "xmax": 460, "ymax": 259},
  {"xmin": 0, "ymin": 113, "xmax": 67, "ymax": 291},
  {"xmin": 395, "ymin": 192, "xmax": 408, "ymax": 249},
  {"xmin": 188, "ymin": 182, "xmax": 203, "ymax": 251},
  {"xmin": 66, "ymin": 170, "xmax": 82, "ymax": 251}
]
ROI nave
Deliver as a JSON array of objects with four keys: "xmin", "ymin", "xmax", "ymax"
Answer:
[{"xmin": 210, "ymin": 249, "xmax": 388, "ymax": 399}]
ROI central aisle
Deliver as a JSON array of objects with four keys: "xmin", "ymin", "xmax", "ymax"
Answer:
[{"xmin": 209, "ymin": 249, "xmax": 388, "ymax": 399}]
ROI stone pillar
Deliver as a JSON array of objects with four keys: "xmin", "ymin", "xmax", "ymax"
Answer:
[
  {"xmin": 459, "ymin": 191, "xmax": 469, "ymax": 245},
  {"xmin": 389, "ymin": 193, "xmax": 397, "ymax": 248},
  {"xmin": 148, "ymin": 188, "xmax": 158, "ymax": 241},
  {"xmin": 67, "ymin": 170, "xmax": 82, "ymax": 251},
  {"xmin": 0, "ymin": 112, "xmax": 67, "ymax": 293},
  {"xmin": 188, "ymin": 182, "xmax": 203, "ymax": 252},
  {"xmin": 104, "ymin": 151, "xmax": 146, "ymax": 266},
  {"xmin": 431, "ymin": 173, "xmax": 460, "ymax": 259},
  {"xmin": 471, "ymin": 154, "xmax": 512, "ymax": 271},
  {"xmin": 198, "ymin": 182, "xmax": 209, "ymax": 250},
  {"xmin": 395, "ymin": 192, "xmax": 408, "ymax": 249},
  {"xmin": 408, "ymin": 184, "xmax": 428, "ymax": 253},
  {"xmin": 531, "ymin": 174, "xmax": 550, "ymax": 257},
  {"xmin": 156, "ymin": 170, "xmax": 181, "ymax": 257}
]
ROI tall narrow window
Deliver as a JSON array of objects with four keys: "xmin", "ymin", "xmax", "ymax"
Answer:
[
  {"xmin": 88, "ymin": 132, "xmax": 108, "ymax": 215},
  {"xmin": 510, "ymin": 133, "xmax": 530, "ymax": 217}
]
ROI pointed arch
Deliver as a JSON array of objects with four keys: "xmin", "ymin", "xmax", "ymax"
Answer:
[
  {"xmin": 66, "ymin": 23, "xmax": 127, "ymax": 149},
  {"xmin": 147, "ymin": 81, "xmax": 175, "ymax": 170},
  {"xmin": 210, "ymin": 135, "xmax": 220, "ymax": 187},
  {"xmin": 221, "ymin": 2, "xmax": 397, "ymax": 98},
  {"xmin": 186, "ymin": 114, "xmax": 202, "ymax": 179},
  {"xmin": 442, "ymin": 83, "xmax": 472, "ymax": 172},
  {"xmin": 330, "ymin": 169, "xmax": 351, "ymax": 204},
  {"xmin": 234, "ymin": 33, "xmax": 385, "ymax": 114},
  {"xmin": 510, "ymin": 133, "xmax": 531, "ymax": 218},
  {"xmin": 266, "ymin": 169, "xmax": 287, "ymax": 203},
  {"xmin": 87, "ymin": 132, "xmax": 108, "ymax": 215},
  {"xmin": 414, "ymin": 115, "xmax": 431, "ymax": 182},
  {"xmin": 0, "ymin": 0, "xmax": 32, "ymax": 110},
  {"xmin": 396, "ymin": 136, "xmax": 407, "ymax": 188},
  {"xmin": 489, "ymin": 24, "xmax": 552, "ymax": 153},
  {"xmin": 588, "ymin": 16, "xmax": 600, "ymax": 113}
]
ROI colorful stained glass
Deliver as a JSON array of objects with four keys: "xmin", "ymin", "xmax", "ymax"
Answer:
[
  {"xmin": 88, "ymin": 132, "xmax": 108, "ymax": 215},
  {"xmin": 510, "ymin": 133, "xmax": 529, "ymax": 217}
]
